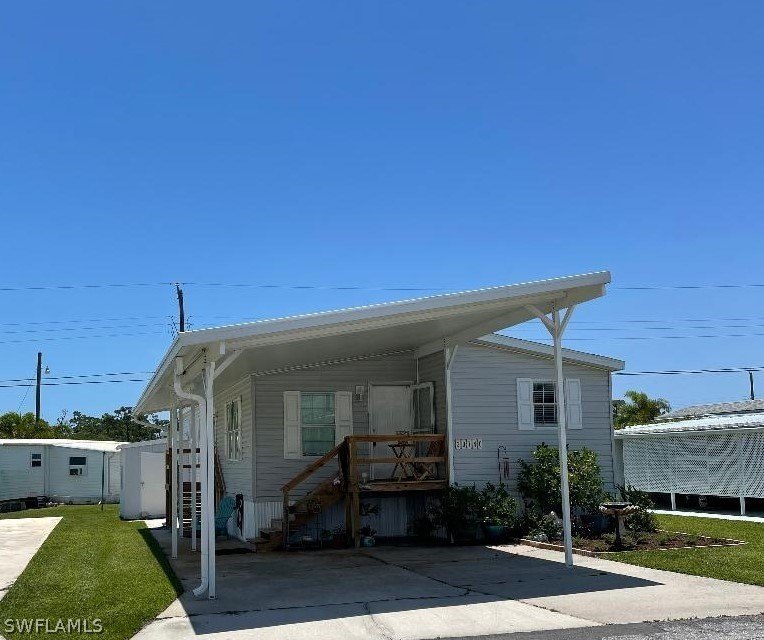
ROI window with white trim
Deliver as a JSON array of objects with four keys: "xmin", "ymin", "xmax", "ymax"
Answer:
[
  {"xmin": 225, "ymin": 397, "xmax": 242, "ymax": 461},
  {"xmin": 301, "ymin": 392, "xmax": 336, "ymax": 456},
  {"xmin": 533, "ymin": 381, "xmax": 557, "ymax": 426},
  {"xmin": 30, "ymin": 452, "xmax": 42, "ymax": 468}
]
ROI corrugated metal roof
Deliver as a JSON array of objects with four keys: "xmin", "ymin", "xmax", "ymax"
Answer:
[
  {"xmin": 0, "ymin": 439, "xmax": 125, "ymax": 452},
  {"xmin": 615, "ymin": 412, "xmax": 764, "ymax": 437},
  {"xmin": 657, "ymin": 399, "xmax": 764, "ymax": 421}
]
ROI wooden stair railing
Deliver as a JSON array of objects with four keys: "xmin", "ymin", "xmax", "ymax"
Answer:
[{"xmin": 279, "ymin": 439, "xmax": 349, "ymax": 549}]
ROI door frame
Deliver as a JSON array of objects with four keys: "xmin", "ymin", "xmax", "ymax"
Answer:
[{"xmin": 368, "ymin": 382, "xmax": 414, "ymax": 480}]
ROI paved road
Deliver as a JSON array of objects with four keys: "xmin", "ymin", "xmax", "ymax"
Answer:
[{"xmin": 452, "ymin": 615, "xmax": 764, "ymax": 640}]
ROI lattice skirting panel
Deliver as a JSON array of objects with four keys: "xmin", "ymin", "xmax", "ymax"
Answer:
[{"xmin": 622, "ymin": 430, "xmax": 764, "ymax": 498}]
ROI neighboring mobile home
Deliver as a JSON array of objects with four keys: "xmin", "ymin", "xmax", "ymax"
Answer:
[
  {"xmin": 0, "ymin": 439, "xmax": 124, "ymax": 505},
  {"xmin": 134, "ymin": 271, "xmax": 623, "ymax": 598},
  {"xmin": 615, "ymin": 401, "xmax": 764, "ymax": 515}
]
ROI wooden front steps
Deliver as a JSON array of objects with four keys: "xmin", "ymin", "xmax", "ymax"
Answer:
[{"xmin": 264, "ymin": 434, "xmax": 447, "ymax": 551}]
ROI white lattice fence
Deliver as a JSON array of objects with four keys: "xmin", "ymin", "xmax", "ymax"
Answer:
[
  {"xmin": 622, "ymin": 439, "xmax": 648, "ymax": 490},
  {"xmin": 623, "ymin": 429, "xmax": 764, "ymax": 499},
  {"xmin": 708, "ymin": 432, "xmax": 740, "ymax": 497},
  {"xmin": 743, "ymin": 432, "xmax": 764, "ymax": 498}
]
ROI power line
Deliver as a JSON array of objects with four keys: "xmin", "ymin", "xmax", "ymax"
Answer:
[
  {"xmin": 0, "ymin": 378, "xmax": 150, "ymax": 390},
  {"xmin": 1, "ymin": 279, "xmax": 764, "ymax": 293},
  {"xmin": 0, "ymin": 330, "xmax": 167, "ymax": 346},
  {"xmin": 0, "ymin": 370, "xmax": 155, "ymax": 384},
  {"xmin": 615, "ymin": 366, "xmax": 764, "ymax": 376}
]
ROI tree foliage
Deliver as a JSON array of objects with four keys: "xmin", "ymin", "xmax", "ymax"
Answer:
[
  {"xmin": 0, "ymin": 412, "xmax": 65, "ymax": 439},
  {"xmin": 613, "ymin": 390, "xmax": 671, "ymax": 429},
  {"xmin": 0, "ymin": 407, "xmax": 166, "ymax": 442}
]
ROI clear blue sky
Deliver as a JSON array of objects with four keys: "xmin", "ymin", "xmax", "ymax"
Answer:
[{"xmin": 2, "ymin": 2, "xmax": 763, "ymax": 421}]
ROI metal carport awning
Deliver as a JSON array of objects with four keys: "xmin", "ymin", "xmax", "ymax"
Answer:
[{"xmin": 134, "ymin": 270, "xmax": 612, "ymax": 598}]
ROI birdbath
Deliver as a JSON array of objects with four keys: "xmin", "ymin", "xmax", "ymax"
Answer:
[{"xmin": 599, "ymin": 502, "xmax": 639, "ymax": 550}]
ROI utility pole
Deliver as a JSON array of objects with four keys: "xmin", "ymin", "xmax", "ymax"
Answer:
[
  {"xmin": 35, "ymin": 352, "xmax": 42, "ymax": 424},
  {"xmin": 175, "ymin": 284, "xmax": 185, "ymax": 333},
  {"xmin": 750, "ymin": 371, "xmax": 755, "ymax": 400}
]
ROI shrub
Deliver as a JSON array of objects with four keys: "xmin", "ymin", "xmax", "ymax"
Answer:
[
  {"xmin": 480, "ymin": 483, "xmax": 521, "ymax": 531},
  {"xmin": 618, "ymin": 485, "xmax": 658, "ymax": 533},
  {"xmin": 517, "ymin": 444, "xmax": 606, "ymax": 514},
  {"xmin": 430, "ymin": 484, "xmax": 482, "ymax": 540}
]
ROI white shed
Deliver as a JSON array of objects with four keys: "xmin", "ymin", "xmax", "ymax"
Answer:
[
  {"xmin": 118, "ymin": 439, "xmax": 167, "ymax": 520},
  {"xmin": 0, "ymin": 439, "xmax": 124, "ymax": 504},
  {"xmin": 614, "ymin": 412, "xmax": 764, "ymax": 515}
]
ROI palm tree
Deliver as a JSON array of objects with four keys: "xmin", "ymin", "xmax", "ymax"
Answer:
[{"xmin": 613, "ymin": 390, "xmax": 671, "ymax": 429}]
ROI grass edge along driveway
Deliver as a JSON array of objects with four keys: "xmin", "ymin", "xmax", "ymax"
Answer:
[
  {"xmin": 0, "ymin": 505, "xmax": 181, "ymax": 640},
  {"xmin": 610, "ymin": 513, "xmax": 764, "ymax": 587}
]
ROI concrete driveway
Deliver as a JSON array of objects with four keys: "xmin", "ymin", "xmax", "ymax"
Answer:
[
  {"xmin": 0, "ymin": 516, "xmax": 60, "ymax": 601},
  {"xmin": 135, "ymin": 524, "xmax": 764, "ymax": 640}
]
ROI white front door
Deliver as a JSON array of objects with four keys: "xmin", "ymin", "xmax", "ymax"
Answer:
[
  {"xmin": 369, "ymin": 385, "xmax": 412, "ymax": 479},
  {"xmin": 139, "ymin": 452, "xmax": 167, "ymax": 518}
]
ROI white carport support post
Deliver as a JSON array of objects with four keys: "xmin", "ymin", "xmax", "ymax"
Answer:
[
  {"xmin": 170, "ymin": 406, "xmax": 179, "ymax": 559},
  {"xmin": 203, "ymin": 360, "xmax": 217, "ymax": 599},
  {"xmin": 528, "ymin": 303, "xmax": 576, "ymax": 568}
]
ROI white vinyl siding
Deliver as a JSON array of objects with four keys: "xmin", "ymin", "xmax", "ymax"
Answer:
[
  {"xmin": 256, "ymin": 352, "xmax": 416, "ymax": 499},
  {"xmin": 212, "ymin": 376, "xmax": 253, "ymax": 499},
  {"xmin": 453, "ymin": 344, "xmax": 615, "ymax": 491}
]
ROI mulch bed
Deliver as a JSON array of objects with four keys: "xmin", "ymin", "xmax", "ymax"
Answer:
[{"xmin": 520, "ymin": 530, "xmax": 745, "ymax": 557}]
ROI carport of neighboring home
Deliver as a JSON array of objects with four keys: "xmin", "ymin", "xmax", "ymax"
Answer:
[{"xmin": 134, "ymin": 271, "xmax": 618, "ymax": 599}]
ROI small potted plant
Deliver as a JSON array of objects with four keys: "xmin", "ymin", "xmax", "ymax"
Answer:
[{"xmin": 360, "ymin": 524, "xmax": 377, "ymax": 547}]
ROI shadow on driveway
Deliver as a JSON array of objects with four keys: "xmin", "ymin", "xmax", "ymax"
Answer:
[{"xmin": 141, "ymin": 527, "xmax": 658, "ymax": 637}]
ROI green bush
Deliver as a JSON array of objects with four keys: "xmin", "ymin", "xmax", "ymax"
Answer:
[
  {"xmin": 618, "ymin": 485, "xmax": 659, "ymax": 533},
  {"xmin": 517, "ymin": 443, "xmax": 606, "ymax": 514},
  {"xmin": 430, "ymin": 484, "xmax": 482, "ymax": 540},
  {"xmin": 480, "ymin": 483, "xmax": 521, "ymax": 530},
  {"xmin": 526, "ymin": 510, "xmax": 563, "ymax": 541}
]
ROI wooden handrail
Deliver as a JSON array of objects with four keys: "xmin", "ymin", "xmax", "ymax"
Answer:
[
  {"xmin": 281, "ymin": 440, "xmax": 346, "ymax": 493},
  {"xmin": 348, "ymin": 434, "xmax": 444, "ymax": 443}
]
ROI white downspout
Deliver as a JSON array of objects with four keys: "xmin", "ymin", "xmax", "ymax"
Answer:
[
  {"xmin": 173, "ymin": 358, "xmax": 209, "ymax": 597},
  {"xmin": 170, "ymin": 407, "xmax": 178, "ymax": 559},
  {"xmin": 191, "ymin": 406, "xmax": 198, "ymax": 552},
  {"xmin": 203, "ymin": 361, "xmax": 217, "ymax": 599}
]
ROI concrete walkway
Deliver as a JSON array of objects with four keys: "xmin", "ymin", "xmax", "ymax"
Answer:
[
  {"xmin": 133, "ymin": 523, "xmax": 764, "ymax": 640},
  {"xmin": 652, "ymin": 508, "xmax": 764, "ymax": 523},
  {"xmin": 0, "ymin": 516, "xmax": 61, "ymax": 601}
]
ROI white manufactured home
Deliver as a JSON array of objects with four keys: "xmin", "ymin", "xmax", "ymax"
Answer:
[
  {"xmin": 0, "ymin": 439, "xmax": 124, "ymax": 505},
  {"xmin": 134, "ymin": 271, "xmax": 623, "ymax": 598}
]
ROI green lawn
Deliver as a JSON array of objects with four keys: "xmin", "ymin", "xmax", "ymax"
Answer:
[
  {"xmin": 0, "ymin": 505, "xmax": 181, "ymax": 640},
  {"xmin": 610, "ymin": 513, "xmax": 764, "ymax": 586}
]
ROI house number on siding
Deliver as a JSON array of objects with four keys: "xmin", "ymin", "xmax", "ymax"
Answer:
[{"xmin": 455, "ymin": 438, "xmax": 483, "ymax": 450}]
